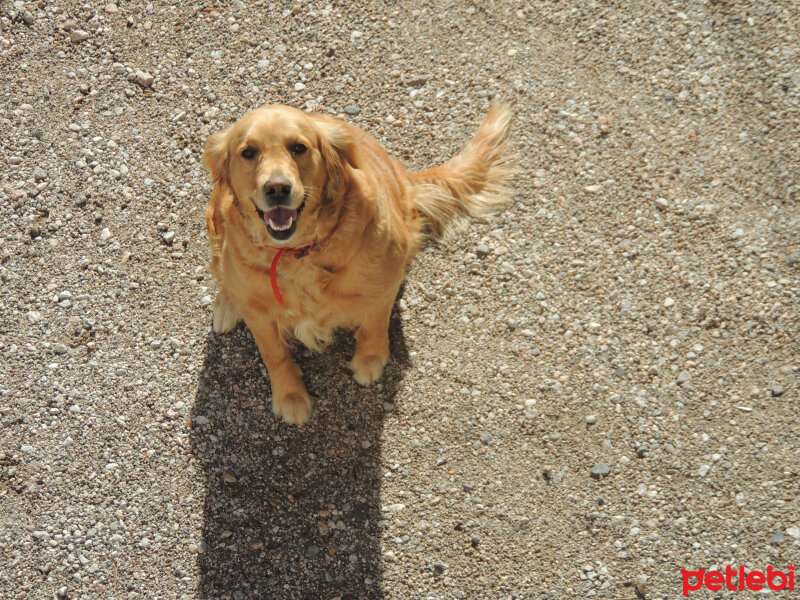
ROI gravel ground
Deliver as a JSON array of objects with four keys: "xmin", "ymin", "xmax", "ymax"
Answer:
[{"xmin": 1, "ymin": 1, "xmax": 799, "ymax": 599}]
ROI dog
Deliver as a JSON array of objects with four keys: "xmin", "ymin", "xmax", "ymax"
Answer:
[{"xmin": 202, "ymin": 104, "xmax": 513, "ymax": 425}]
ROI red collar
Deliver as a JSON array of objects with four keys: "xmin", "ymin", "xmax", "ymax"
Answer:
[{"xmin": 268, "ymin": 240, "xmax": 316, "ymax": 305}]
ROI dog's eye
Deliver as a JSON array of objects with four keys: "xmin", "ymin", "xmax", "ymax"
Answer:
[
  {"xmin": 241, "ymin": 147, "xmax": 257, "ymax": 160},
  {"xmin": 290, "ymin": 142, "xmax": 307, "ymax": 156}
]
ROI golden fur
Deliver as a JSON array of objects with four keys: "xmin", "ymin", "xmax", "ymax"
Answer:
[{"xmin": 203, "ymin": 104, "xmax": 513, "ymax": 424}]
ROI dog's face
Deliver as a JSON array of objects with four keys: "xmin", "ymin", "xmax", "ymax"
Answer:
[{"xmin": 203, "ymin": 106, "xmax": 351, "ymax": 246}]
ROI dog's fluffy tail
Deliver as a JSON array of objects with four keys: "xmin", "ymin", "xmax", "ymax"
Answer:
[{"xmin": 409, "ymin": 104, "xmax": 514, "ymax": 239}]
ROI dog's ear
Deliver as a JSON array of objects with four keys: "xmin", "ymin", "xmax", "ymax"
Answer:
[
  {"xmin": 311, "ymin": 115, "xmax": 355, "ymax": 201},
  {"xmin": 202, "ymin": 125, "xmax": 233, "ymax": 184}
]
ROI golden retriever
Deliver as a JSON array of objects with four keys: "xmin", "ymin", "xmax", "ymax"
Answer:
[{"xmin": 203, "ymin": 104, "xmax": 513, "ymax": 425}]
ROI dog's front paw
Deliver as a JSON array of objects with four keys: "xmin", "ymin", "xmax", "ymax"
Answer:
[
  {"xmin": 272, "ymin": 391, "xmax": 313, "ymax": 425},
  {"xmin": 212, "ymin": 291, "xmax": 242, "ymax": 334},
  {"xmin": 349, "ymin": 353, "xmax": 389, "ymax": 386}
]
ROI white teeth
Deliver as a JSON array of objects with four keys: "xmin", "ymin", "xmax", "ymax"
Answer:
[{"xmin": 268, "ymin": 217, "xmax": 294, "ymax": 231}]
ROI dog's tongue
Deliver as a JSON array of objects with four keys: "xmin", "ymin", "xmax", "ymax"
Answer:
[{"xmin": 264, "ymin": 207, "xmax": 297, "ymax": 229}]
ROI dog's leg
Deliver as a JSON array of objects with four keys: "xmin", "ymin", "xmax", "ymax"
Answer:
[
  {"xmin": 212, "ymin": 289, "xmax": 243, "ymax": 334},
  {"xmin": 349, "ymin": 300, "xmax": 393, "ymax": 386},
  {"xmin": 246, "ymin": 314, "xmax": 313, "ymax": 425}
]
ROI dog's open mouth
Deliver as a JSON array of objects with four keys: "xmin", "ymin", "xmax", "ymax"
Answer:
[{"xmin": 256, "ymin": 202, "xmax": 305, "ymax": 241}]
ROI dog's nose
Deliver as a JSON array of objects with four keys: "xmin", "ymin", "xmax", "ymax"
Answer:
[{"xmin": 264, "ymin": 178, "xmax": 292, "ymax": 204}]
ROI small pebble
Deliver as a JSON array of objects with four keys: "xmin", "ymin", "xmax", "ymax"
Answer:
[
  {"xmin": 590, "ymin": 463, "xmax": 610, "ymax": 479},
  {"xmin": 70, "ymin": 30, "xmax": 90, "ymax": 42},
  {"xmin": 633, "ymin": 574, "xmax": 647, "ymax": 596},
  {"xmin": 131, "ymin": 70, "xmax": 155, "ymax": 89},
  {"xmin": 769, "ymin": 531, "xmax": 786, "ymax": 546}
]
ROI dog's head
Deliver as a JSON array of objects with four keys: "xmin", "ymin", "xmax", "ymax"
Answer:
[{"xmin": 203, "ymin": 105, "xmax": 353, "ymax": 246}]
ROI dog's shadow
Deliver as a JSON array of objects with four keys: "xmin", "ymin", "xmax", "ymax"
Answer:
[{"xmin": 190, "ymin": 304, "xmax": 408, "ymax": 600}]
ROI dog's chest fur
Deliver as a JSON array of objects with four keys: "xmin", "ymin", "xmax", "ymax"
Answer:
[
  {"xmin": 229, "ymin": 247, "xmax": 368, "ymax": 350},
  {"xmin": 272, "ymin": 256, "xmax": 353, "ymax": 348}
]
